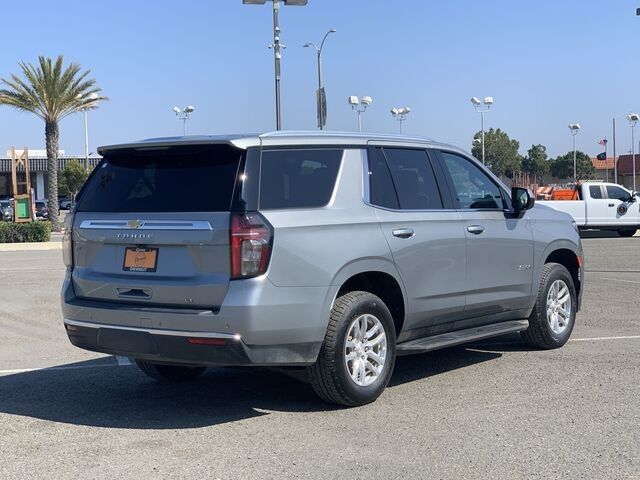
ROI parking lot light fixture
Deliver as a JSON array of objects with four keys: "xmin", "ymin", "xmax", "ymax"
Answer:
[
  {"xmin": 390, "ymin": 107, "xmax": 411, "ymax": 134},
  {"xmin": 303, "ymin": 28, "xmax": 336, "ymax": 130},
  {"xmin": 627, "ymin": 113, "xmax": 639, "ymax": 191},
  {"xmin": 470, "ymin": 96, "xmax": 494, "ymax": 165},
  {"xmin": 77, "ymin": 92, "xmax": 100, "ymax": 171},
  {"xmin": 349, "ymin": 95, "xmax": 372, "ymax": 132},
  {"xmin": 568, "ymin": 123, "xmax": 581, "ymax": 182},
  {"xmin": 243, "ymin": 0, "xmax": 309, "ymax": 130},
  {"xmin": 173, "ymin": 105, "xmax": 195, "ymax": 136}
]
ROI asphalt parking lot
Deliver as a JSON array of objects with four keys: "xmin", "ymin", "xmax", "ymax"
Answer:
[{"xmin": 0, "ymin": 236, "xmax": 639, "ymax": 479}]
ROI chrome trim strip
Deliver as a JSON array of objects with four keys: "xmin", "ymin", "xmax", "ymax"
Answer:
[
  {"xmin": 79, "ymin": 220, "xmax": 213, "ymax": 230},
  {"xmin": 64, "ymin": 318, "xmax": 239, "ymax": 339}
]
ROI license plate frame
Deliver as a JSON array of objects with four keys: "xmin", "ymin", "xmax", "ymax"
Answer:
[{"xmin": 123, "ymin": 247, "xmax": 159, "ymax": 273}]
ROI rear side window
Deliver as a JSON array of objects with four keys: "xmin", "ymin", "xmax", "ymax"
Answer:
[
  {"xmin": 589, "ymin": 185, "xmax": 603, "ymax": 199},
  {"xmin": 368, "ymin": 147, "xmax": 399, "ymax": 209},
  {"xmin": 76, "ymin": 145, "xmax": 242, "ymax": 212},
  {"xmin": 259, "ymin": 149, "xmax": 342, "ymax": 209},
  {"xmin": 382, "ymin": 148, "xmax": 443, "ymax": 209}
]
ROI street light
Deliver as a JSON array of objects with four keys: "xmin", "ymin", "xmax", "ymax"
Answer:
[
  {"xmin": 470, "ymin": 96, "xmax": 494, "ymax": 165},
  {"xmin": 390, "ymin": 107, "xmax": 411, "ymax": 134},
  {"xmin": 303, "ymin": 28, "xmax": 336, "ymax": 130},
  {"xmin": 173, "ymin": 105, "xmax": 195, "ymax": 136},
  {"xmin": 628, "ymin": 113, "xmax": 639, "ymax": 191},
  {"xmin": 348, "ymin": 96, "xmax": 372, "ymax": 132},
  {"xmin": 243, "ymin": 0, "xmax": 309, "ymax": 130},
  {"xmin": 77, "ymin": 92, "xmax": 100, "ymax": 171},
  {"xmin": 568, "ymin": 123, "xmax": 581, "ymax": 182}
]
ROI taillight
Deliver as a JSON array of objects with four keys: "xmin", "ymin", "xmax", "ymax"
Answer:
[
  {"xmin": 230, "ymin": 212, "xmax": 273, "ymax": 279},
  {"xmin": 62, "ymin": 213, "xmax": 74, "ymax": 271}
]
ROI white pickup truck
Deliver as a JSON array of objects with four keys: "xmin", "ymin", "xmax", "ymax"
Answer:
[{"xmin": 539, "ymin": 182, "xmax": 640, "ymax": 237}]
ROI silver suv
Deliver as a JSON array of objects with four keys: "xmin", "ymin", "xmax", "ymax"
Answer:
[{"xmin": 62, "ymin": 132, "xmax": 583, "ymax": 406}]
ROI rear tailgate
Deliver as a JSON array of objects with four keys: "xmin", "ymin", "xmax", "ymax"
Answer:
[{"xmin": 70, "ymin": 144, "xmax": 244, "ymax": 309}]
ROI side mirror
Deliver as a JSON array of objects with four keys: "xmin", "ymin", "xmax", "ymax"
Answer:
[
  {"xmin": 629, "ymin": 191, "xmax": 639, "ymax": 202},
  {"xmin": 512, "ymin": 187, "xmax": 535, "ymax": 216}
]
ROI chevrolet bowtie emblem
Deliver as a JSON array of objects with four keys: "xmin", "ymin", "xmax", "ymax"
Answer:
[{"xmin": 127, "ymin": 219, "xmax": 143, "ymax": 229}]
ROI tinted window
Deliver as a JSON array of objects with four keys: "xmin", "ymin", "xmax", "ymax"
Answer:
[
  {"xmin": 259, "ymin": 149, "xmax": 342, "ymax": 209},
  {"xmin": 440, "ymin": 151, "xmax": 503, "ymax": 209},
  {"xmin": 606, "ymin": 185, "xmax": 629, "ymax": 201},
  {"xmin": 368, "ymin": 147, "xmax": 399, "ymax": 209},
  {"xmin": 589, "ymin": 185, "xmax": 603, "ymax": 199},
  {"xmin": 76, "ymin": 145, "xmax": 242, "ymax": 212},
  {"xmin": 383, "ymin": 148, "xmax": 443, "ymax": 210}
]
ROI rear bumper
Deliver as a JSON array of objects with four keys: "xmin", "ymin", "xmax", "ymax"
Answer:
[
  {"xmin": 64, "ymin": 319, "xmax": 319, "ymax": 366},
  {"xmin": 61, "ymin": 273, "xmax": 337, "ymax": 366}
]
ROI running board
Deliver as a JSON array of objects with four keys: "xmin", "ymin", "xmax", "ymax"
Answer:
[{"xmin": 396, "ymin": 319, "xmax": 529, "ymax": 356}]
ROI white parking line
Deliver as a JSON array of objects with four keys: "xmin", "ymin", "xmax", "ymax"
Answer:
[
  {"xmin": 0, "ymin": 357, "xmax": 130, "ymax": 376},
  {"xmin": 600, "ymin": 277, "xmax": 640, "ymax": 285},
  {"xmin": 570, "ymin": 335, "xmax": 640, "ymax": 342}
]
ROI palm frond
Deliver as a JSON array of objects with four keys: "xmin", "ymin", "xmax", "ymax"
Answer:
[{"xmin": 0, "ymin": 54, "xmax": 107, "ymax": 123}]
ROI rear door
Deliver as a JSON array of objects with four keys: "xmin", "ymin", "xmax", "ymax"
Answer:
[
  {"xmin": 71, "ymin": 144, "xmax": 244, "ymax": 309},
  {"xmin": 368, "ymin": 146, "xmax": 467, "ymax": 334},
  {"xmin": 584, "ymin": 184, "xmax": 608, "ymax": 225},
  {"xmin": 436, "ymin": 150, "xmax": 534, "ymax": 318}
]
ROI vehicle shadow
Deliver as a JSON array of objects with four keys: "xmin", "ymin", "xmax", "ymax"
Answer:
[{"xmin": 0, "ymin": 347, "xmax": 502, "ymax": 429}]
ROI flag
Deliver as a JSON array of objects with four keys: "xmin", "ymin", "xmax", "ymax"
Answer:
[
  {"xmin": 596, "ymin": 152, "xmax": 606, "ymax": 160},
  {"xmin": 597, "ymin": 138, "xmax": 608, "ymax": 146}
]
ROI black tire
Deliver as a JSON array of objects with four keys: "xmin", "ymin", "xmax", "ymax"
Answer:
[
  {"xmin": 521, "ymin": 262, "xmax": 577, "ymax": 349},
  {"xmin": 618, "ymin": 229, "xmax": 637, "ymax": 238},
  {"xmin": 135, "ymin": 360, "xmax": 206, "ymax": 382},
  {"xmin": 308, "ymin": 291, "xmax": 396, "ymax": 407}
]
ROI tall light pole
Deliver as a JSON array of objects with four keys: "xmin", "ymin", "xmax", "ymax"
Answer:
[
  {"xmin": 348, "ymin": 96, "xmax": 372, "ymax": 132},
  {"xmin": 243, "ymin": 0, "xmax": 309, "ymax": 130},
  {"xmin": 78, "ymin": 92, "xmax": 100, "ymax": 171},
  {"xmin": 303, "ymin": 28, "xmax": 336, "ymax": 130},
  {"xmin": 568, "ymin": 123, "xmax": 581, "ymax": 182},
  {"xmin": 390, "ymin": 107, "xmax": 411, "ymax": 134},
  {"xmin": 628, "ymin": 113, "xmax": 639, "ymax": 191},
  {"xmin": 470, "ymin": 96, "xmax": 494, "ymax": 165},
  {"xmin": 173, "ymin": 105, "xmax": 195, "ymax": 135}
]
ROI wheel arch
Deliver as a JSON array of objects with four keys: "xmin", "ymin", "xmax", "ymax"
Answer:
[
  {"xmin": 544, "ymin": 247, "xmax": 582, "ymax": 299},
  {"xmin": 330, "ymin": 260, "xmax": 407, "ymax": 336}
]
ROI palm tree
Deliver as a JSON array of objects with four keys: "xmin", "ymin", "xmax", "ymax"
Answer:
[{"xmin": 0, "ymin": 55, "xmax": 106, "ymax": 229}]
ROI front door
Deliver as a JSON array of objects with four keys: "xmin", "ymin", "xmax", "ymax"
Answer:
[
  {"xmin": 437, "ymin": 150, "xmax": 534, "ymax": 319},
  {"xmin": 605, "ymin": 184, "xmax": 640, "ymax": 226}
]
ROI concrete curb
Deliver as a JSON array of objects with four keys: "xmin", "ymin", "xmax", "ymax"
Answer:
[{"xmin": 0, "ymin": 242, "xmax": 62, "ymax": 252}]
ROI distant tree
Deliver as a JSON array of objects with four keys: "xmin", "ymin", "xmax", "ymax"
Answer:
[
  {"xmin": 58, "ymin": 160, "xmax": 89, "ymax": 198},
  {"xmin": 522, "ymin": 144, "xmax": 549, "ymax": 184},
  {"xmin": 0, "ymin": 55, "xmax": 106, "ymax": 230},
  {"xmin": 550, "ymin": 151, "xmax": 595, "ymax": 180},
  {"xmin": 472, "ymin": 128, "xmax": 522, "ymax": 178}
]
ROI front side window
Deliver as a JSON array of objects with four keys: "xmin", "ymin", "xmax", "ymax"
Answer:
[
  {"xmin": 440, "ymin": 151, "xmax": 503, "ymax": 209},
  {"xmin": 259, "ymin": 149, "xmax": 342, "ymax": 209},
  {"xmin": 606, "ymin": 185, "xmax": 629, "ymax": 201}
]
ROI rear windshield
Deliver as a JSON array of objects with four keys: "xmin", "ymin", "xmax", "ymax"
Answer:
[
  {"xmin": 259, "ymin": 149, "xmax": 342, "ymax": 209},
  {"xmin": 76, "ymin": 145, "xmax": 242, "ymax": 212}
]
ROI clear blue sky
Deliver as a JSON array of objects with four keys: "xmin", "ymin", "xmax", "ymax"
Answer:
[{"xmin": 1, "ymin": 0, "xmax": 638, "ymax": 159}]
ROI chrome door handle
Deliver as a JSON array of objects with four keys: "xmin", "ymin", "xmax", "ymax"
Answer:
[
  {"xmin": 392, "ymin": 228, "xmax": 415, "ymax": 239},
  {"xmin": 467, "ymin": 225, "xmax": 485, "ymax": 235}
]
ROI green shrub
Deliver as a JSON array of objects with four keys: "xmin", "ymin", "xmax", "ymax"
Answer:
[{"xmin": 0, "ymin": 221, "xmax": 51, "ymax": 243}]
